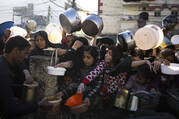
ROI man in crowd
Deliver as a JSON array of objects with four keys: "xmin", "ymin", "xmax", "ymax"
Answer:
[{"xmin": 0, "ymin": 36, "xmax": 51, "ymax": 119}]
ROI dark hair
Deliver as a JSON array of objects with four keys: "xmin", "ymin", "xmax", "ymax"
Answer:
[
  {"xmin": 137, "ymin": 64, "xmax": 154, "ymax": 81},
  {"xmin": 97, "ymin": 37, "xmax": 114, "ymax": 46},
  {"xmin": 66, "ymin": 34, "xmax": 78, "ymax": 40},
  {"xmin": 162, "ymin": 15, "xmax": 178, "ymax": 29},
  {"xmin": 5, "ymin": 36, "xmax": 30, "ymax": 53},
  {"xmin": 64, "ymin": 68, "xmax": 76, "ymax": 77},
  {"xmin": 34, "ymin": 30, "xmax": 49, "ymax": 48},
  {"xmin": 75, "ymin": 37, "xmax": 89, "ymax": 46},
  {"xmin": 108, "ymin": 45, "xmax": 123, "ymax": 65},
  {"xmin": 139, "ymin": 12, "xmax": 149, "ymax": 21},
  {"xmin": 145, "ymin": 49, "xmax": 153, "ymax": 57},
  {"xmin": 130, "ymin": 48, "xmax": 144, "ymax": 59},
  {"xmin": 160, "ymin": 48, "xmax": 175, "ymax": 59},
  {"xmin": 0, "ymin": 38, "xmax": 4, "ymax": 55},
  {"xmin": 83, "ymin": 46, "xmax": 99, "ymax": 65}
]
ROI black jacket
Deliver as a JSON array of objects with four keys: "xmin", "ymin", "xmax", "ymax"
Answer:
[{"xmin": 0, "ymin": 56, "xmax": 38, "ymax": 119}]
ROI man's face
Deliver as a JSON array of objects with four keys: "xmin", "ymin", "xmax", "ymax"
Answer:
[{"xmin": 14, "ymin": 47, "xmax": 30, "ymax": 65}]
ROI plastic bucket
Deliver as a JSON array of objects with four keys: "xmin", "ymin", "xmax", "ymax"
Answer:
[{"xmin": 134, "ymin": 24, "xmax": 163, "ymax": 50}]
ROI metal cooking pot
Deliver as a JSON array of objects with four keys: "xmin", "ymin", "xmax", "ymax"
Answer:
[
  {"xmin": 22, "ymin": 81, "xmax": 39, "ymax": 103},
  {"xmin": 114, "ymin": 89, "xmax": 139, "ymax": 111},
  {"xmin": 114, "ymin": 89, "xmax": 130, "ymax": 109},
  {"xmin": 117, "ymin": 30, "xmax": 135, "ymax": 51},
  {"xmin": 59, "ymin": 8, "xmax": 81, "ymax": 33},
  {"xmin": 82, "ymin": 14, "xmax": 103, "ymax": 36}
]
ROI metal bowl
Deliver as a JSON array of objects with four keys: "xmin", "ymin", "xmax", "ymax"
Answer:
[{"xmin": 117, "ymin": 30, "xmax": 135, "ymax": 51}]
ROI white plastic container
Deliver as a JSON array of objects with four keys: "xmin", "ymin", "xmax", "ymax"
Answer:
[
  {"xmin": 161, "ymin": 63, "xmax": 179, "ymax": 75},
  {"xmin": 134, "ymin": 24, "xmax": 163, "ymax": 50},
  {"xmin": 47, "ymin": 66, "xmax": 66, "ymax": 76},
  {"xmin": 48, "ymin": 97, "xmax": 62, "ymax": 104}
]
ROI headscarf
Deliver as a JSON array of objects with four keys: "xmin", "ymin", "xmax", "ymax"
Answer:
[
  {"xmin": 34, "ymin": 30, "xmax": 61, "ymax": 49},
  {"xmin": 162, "ymin": 15, "xmax": 178, "ymax": 29},
  {"xmin": 0, "ymin": 21, "xmax": 14, "ymax": 38}
]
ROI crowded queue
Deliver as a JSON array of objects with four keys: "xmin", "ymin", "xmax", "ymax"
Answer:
[{"xmin": 0, "ymin": 9, "xmax": 179, "ymax": 119}]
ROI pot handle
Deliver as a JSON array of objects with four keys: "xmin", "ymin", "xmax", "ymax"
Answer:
[{"xmin": 91, "ymin": 35, "xmax": 97, "ymax": 46}]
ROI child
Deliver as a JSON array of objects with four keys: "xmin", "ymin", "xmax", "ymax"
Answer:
[
  {"xmin": 160, "ymin": 48, "xmax": 175, "ymax": 63},
  {"xmin": 56, "ymin": 46, "xmax": 101, "ymax": 114},
  {"xmin": 125, "ymin": 64, "xmax": 157, "ymax": 93}
]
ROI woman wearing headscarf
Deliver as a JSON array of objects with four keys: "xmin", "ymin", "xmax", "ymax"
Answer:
[
  {"xmin": 22, "ymin": 30, "xmax": 61, "ymax": 84},
  {"xmin": 160, "ymin": 15, "xmax": 178, "ymax": 49},
  {"xmin": 30, "ymin": 30, "xmax": 61, "ymax": 56}
]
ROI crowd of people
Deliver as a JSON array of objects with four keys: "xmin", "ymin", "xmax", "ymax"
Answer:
[{"xmin": 0, "ymin": 13, "xmax": 179, "ymax": 119}]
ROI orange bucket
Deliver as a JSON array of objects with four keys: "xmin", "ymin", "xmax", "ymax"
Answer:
[{"xmin": 65, "ymin": 94, "xmax": 82, "ymax": 107}]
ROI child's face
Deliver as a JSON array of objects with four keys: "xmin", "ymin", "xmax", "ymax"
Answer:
[
  {"xmin": 105, "ymin": 49, "xmax": 112, "ymax": 64},
  {"xmin": 64, "ymin": 76, "xmax": 73, "ymax": 87},
  {"xmin": 83, "ymin": 51, "xmax": 95, "ymax": 67},
  {"xmin": 136, "ymin": 73, "xmax": 149, "ymax": 85}
]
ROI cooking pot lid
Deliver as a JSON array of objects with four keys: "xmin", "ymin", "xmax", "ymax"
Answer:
[{"xmin": 24, "ymin": 81, "xmax": 38, "ymax": 87}]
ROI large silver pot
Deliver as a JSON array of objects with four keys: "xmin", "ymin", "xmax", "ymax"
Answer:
[
  {"xmin": 59, "ymin": 8, "xmax": 81, "ymax": 33},
  {"xmin": 117, "ymin": 30, "xmax": 135, "ymax": 51},
  {"xmin": 82, "ymin": 14, "xmax": 103, "ymax": 36}
]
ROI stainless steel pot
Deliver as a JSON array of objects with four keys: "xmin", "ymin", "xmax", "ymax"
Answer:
[
  {"xmin": 59, "ymin": 8, "xmax": 81, "ymax": 33},
  {"xmin": 114, "ymin": 89, "xmax": 138, "ymax": 111},
  {"xmin": 82, "ymin": 14, "xmax": 103, "ymax": 36},
  {"xmin": 117, "ymin": 30, "xmax": 135, "ymax": 51},
  {"xmin": 114, "ymin": 89, "xmax": 130, "ymax": 109},
  {"xmin": 22, "ymin": 81, "xmax": 39, "ymax": 103}
]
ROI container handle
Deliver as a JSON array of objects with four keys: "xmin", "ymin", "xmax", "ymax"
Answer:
[{"xmin": 50, "ymin": 48, "xmax": 58, "ymax": 66}]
